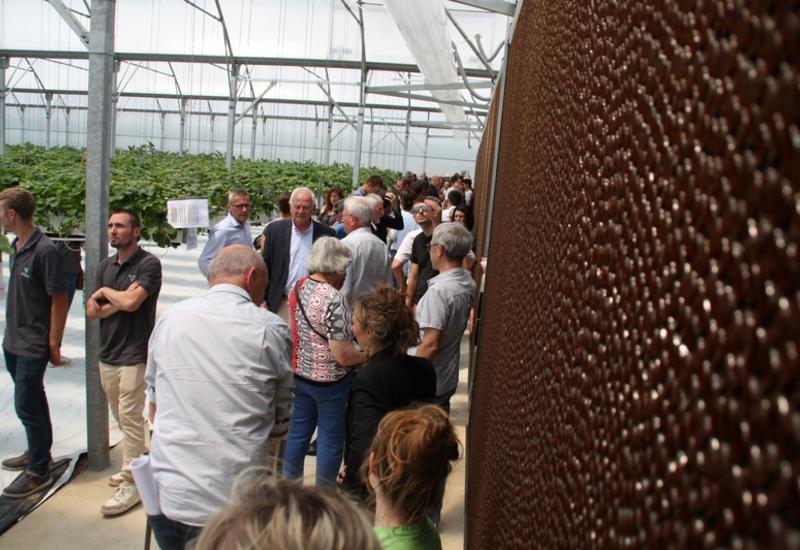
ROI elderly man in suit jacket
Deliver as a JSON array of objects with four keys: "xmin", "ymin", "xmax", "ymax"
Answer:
[{"xmin": 261, "ymin": 187, "xmax": 336, "ymax": 319}]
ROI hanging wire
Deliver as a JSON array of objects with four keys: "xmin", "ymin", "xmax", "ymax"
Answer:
[
  {"xmin": 299, "ymin": 0, "xmax": 314, "ymax": 162},
  {"xmin": 246, "ymin": 0, "xmax": 256, "ymax": 159},
  {"xmin": 199, "ymin": 4, "xmax": 208, "ymax": 153}
]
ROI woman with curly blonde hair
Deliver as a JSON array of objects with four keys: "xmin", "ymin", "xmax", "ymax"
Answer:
[
  {"xmin": 341, "ymin": 285, "xmax": 436, "ymax": 500},
  {"xmin": 364, "ymin": 405, "xmax": 461, "ymax": 549}
]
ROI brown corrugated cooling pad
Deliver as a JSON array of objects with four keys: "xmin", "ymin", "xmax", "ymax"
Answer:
[{"xmin": 468, "ymin": 1, "xmax": 800, "ymax": 548}]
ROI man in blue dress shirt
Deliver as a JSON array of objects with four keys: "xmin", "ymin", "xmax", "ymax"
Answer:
[{"xmin": 197, "ymin": 190, "xmax": 253, "ymax": 278}]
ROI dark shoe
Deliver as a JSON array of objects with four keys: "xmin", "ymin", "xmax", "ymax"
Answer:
[
  {"xmin": 1, "ymin": 451, "xmax": 29, "ymax": 471},
  {"xmin": 2, "ymin": 469, "xmax": 53, "ymax": 499},
  {"xmin": 306, "ymin": 439, "xmax": 317, "ymax": 456}
]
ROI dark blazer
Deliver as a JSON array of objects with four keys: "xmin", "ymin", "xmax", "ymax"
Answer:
[
  {"xmin": 342, "ymin": 348, "xmax": 436, "ymax": 500},
  {"xmin": 261, "ymin": 219, "xmax": 336, "ymax": 312}
]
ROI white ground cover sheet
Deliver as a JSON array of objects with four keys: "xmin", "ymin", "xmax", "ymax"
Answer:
[{"xmin": 0, "ymin": 239, "xmax": 211, "ymax": 512}]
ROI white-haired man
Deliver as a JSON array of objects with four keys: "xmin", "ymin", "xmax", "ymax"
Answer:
[
  {"xmin": 261, "ymin": 187, "xmax": 335, "ymax": 319},
  {"xmin": 411, "ymin": 222, "xmax": 475, "ymax": 414},
  {"xmin": 340, "ymin": 196, "xmax": 389, "ymax": 305},
  {"xmin": 198, "ymin": 189, "xmax": 253, "ymax": 278},
  {"xmin": 145, "ymin": 245, "xmax": 293, "ymax": 549}
]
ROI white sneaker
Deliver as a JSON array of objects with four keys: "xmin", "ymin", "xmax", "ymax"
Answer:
[
  {"xmin": 100, "ymin": 482, "xmax": 141, "ymax": 516},
  {"xmin": 108, "ymin": 471, "xmax": 127, "ymax": 487}
]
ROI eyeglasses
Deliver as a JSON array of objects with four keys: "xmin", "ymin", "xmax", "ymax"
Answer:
[
  {"xmin": 426, "ymin": 242, "xmax": 440, "ymax": 251},
  {"xmin": 411, "ymin": 205, "xmax": 429, "ymax": 214},
  {"xmin": 231, "ymin": 203, "xmax": 251, "ymax": 209}
]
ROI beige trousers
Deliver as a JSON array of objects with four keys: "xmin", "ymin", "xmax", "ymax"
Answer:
[{"xmin": 99, "ymin": 361, "xmax": 147, "ymax": 481}]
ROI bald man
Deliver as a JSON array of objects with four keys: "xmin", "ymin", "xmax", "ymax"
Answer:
[{"xmin": 145, "ymin": 245, "xmax": 293, "ymax": 549}]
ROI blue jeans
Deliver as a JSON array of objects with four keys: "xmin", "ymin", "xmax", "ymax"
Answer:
[
  {"xmin": 4, "ymin": 350, "xmax": 52, "ymax": 475},
  {"xmin": 64, "ymin": 272, "xmax": 79, "ymax": 310},
  {"xmin": 148, "ymin": 514, "xmax": 202, "ymax": 550},
  {"xmin": 282, "ymin": 373, "xmax": 353, "ymax": 486}
]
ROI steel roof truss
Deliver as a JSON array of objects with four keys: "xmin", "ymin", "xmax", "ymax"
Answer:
[
  {"xmin": 235, "ymin": 81, "xmax": 276, "ymax": 124},
  {"xmin": 44, "ymin": 0, "xmax": 90, "ymax": 49}
]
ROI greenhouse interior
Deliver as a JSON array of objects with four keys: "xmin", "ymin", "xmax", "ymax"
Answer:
[{"xmin": 1, "ymin": 0, "xmax": 799, "ymax": 549}]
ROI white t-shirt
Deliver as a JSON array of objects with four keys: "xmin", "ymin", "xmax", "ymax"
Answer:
[
  {"xmin": 441, "ymin": 206, "xmax": 455, "ymax": 223},
  {"xmin": 393, "ymin": 228, "xmax": 423, "ymax": 265}
]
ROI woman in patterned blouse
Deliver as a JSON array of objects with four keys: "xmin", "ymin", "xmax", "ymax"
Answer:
[{"xmin": 282, "ymin": 237, "xmax": 367, "ymax": 486}]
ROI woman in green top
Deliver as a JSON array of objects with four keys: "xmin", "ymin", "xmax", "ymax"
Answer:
[{"xmin": 364, "ymin": 405, "xmax": 461, "ymax": 550}]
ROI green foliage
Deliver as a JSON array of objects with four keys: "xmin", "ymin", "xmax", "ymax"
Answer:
[
  {"xmin": 0, "ymin": 144, "xmax": 400, "ymax": 247},
  {"xmin": 0, "ymin": 234, "xmax": 12, "ymax": 255}
]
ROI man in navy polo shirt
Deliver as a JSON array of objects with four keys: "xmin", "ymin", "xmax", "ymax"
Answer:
[
  {"xmin": 87, "ymin": 209, "xmax": 162, "ymax": 516},
  {"xmin": 0, "ymin": 187, "xmax": 68, "ymax": 498}
]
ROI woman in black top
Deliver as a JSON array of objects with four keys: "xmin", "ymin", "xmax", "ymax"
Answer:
[
  {"xmin": 319, "ymin": 187, "xmax": 344, "ymax": 226},
  {"xmin": 341, "ymin": 285, "xmax": 436, "ymax": 500}
]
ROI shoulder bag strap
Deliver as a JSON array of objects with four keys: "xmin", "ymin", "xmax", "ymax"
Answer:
[{"xmin": 294, "ymin": 278, "xmax": 329, "ymax": 341}]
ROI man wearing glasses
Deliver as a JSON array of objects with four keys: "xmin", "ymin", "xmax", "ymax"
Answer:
[{"xmin": 198, "ymin": 190, "xmax": 253, "ymax": 278}]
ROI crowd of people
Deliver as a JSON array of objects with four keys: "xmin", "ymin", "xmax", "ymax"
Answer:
[{"xmin": 0, "ymin": 170, "xmax": 477, "ymax": 549}]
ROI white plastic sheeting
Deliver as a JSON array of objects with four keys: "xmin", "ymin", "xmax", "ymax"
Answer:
[
  {"xmin": 383, "ymin": 0, "xmax": 469, "ymax": 134},
  {"xmin": 0, "ymin": 240, "xmax": 213, "ymax": 518}
]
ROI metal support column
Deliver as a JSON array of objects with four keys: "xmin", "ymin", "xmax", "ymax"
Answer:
[
  {"xmin": 84, "ymin": 0, "xmax": 116, "ymax": 471},
  {"xmin": 402, "ymin": 97, "xmax": 411, "ymax": 169},
  {"xmin": 351, "ymin": 2, "xmax": 367, "ymax": 188},
  {"xmin": 367, "ymin": 110, "xmax": 374, "ymax": 168},
  {"xmin": 250, "ymin": 107, "xmax": 257, "ymax": 161},
  {"xmin": 110, "ymin": 60, "xmax": 119, "ymax": 157},
  {"xmin": 64, "ymin": 107, "xmax": 71, "ymax": 147},
  {"xmin": 178, "ymin": 98, "xmax": 187, "ymax": 155},
  {"xmin": 159, "ymin": 111, "xmax": 166, "ymax": 150},
  {"xmin": 225, "ymin": 63, "xmax": 239, "ymax": 170},
  {"xmin": 0, "ymin": 57, "xmax": 7, "ymax": 156},
  {"xmin": 45, "ymin": 93, "xmax": 53, "ymax": 148},
  {"xmin": 19, "ymin": 106, "xmax": 25, "ymax": 143},
  {"xmin": 261, "ymin": 114, "xmax": 267, "ymax": 159},
  {"xmin": 422, "ymin": 127, "xmax": 430, "ymax": 174},
  {"xmin": 209, "ymin": 114, "xmax": 215, "ymax": 153},
  {"xmin": 324, "ymin": 104, "xmax": 333, "ymax": 165}
]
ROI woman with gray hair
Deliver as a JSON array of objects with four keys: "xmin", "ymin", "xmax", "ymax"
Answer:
[{"xmin": 283, "ymin": 237, "xmax": 367, "ymax": 486}]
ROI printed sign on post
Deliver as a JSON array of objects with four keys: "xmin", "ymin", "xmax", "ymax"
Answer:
[{"xmin": 167, "ymin": 199, "xmax": 210, "ymax": 229}]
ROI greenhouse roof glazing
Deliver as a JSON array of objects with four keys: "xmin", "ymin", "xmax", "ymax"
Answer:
[{"xmin": 1, "ymin": 0, "xmax": 516, "ymax": 174}]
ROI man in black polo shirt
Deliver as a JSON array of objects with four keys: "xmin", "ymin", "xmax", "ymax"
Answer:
[
  {"xmin": 0, "ymin": 187, "xmax": 68, "ymax": 498},
  {"xmin": 86, "ymin": 209, "xmax": 162, "ymax": 516}
]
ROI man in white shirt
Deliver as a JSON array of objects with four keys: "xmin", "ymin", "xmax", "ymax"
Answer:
[
  {"xmin": 340, "ymin": 196, "xmax": 389, "ymax": 305},
  {"xmin": 145, "ymin": 245, "xmax": 293, "ymax": 549},
  {"xmin": 387, "ymin": 189, "xmax": 419, "ymax": 262},
  {"xmin": 197, "ymin": 190, "xmax": 253, "ymax": 278}
]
